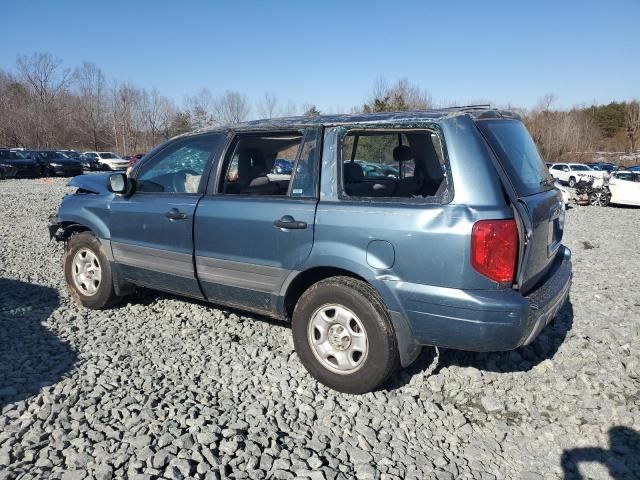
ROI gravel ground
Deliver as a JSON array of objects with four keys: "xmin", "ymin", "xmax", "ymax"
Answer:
[{"xmin": 0, "ymin": 177, "xmax": 638, "ymax": 480}]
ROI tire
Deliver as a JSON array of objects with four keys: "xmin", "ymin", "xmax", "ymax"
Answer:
[
  {"xmin": 63, "ymin": 231, "xmax": 119, "ymax": 309},
  {"xmin": 292, "ymin": 276, "xmax": 399, "ymax": 394},
  {"xmin": 568, "ymin": 177, "xmax": 577, "ymax": 188},
  {"xmin": 589, "ymin": 190, "xmax": 610, "ymax": 207}
]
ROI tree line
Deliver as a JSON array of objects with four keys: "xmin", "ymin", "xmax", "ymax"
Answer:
[{"xmin": 1, "ymin": 53, "xmax": 638, "ymax": 162}]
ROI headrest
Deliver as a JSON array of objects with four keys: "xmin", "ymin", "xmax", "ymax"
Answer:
[
  {"xmin": 344, "ymin": 162, "xmax": 364, "ymax": 182},
  {"xmin": 393, "ymin": 145, "xmax": 412, "ymax": 163}
]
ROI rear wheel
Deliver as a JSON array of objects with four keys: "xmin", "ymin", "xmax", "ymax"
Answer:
[
  {"xmin": 64, "ymin": 231, "xmax": 119, "ymax": 309},
  {"xmin": 568, "ymin": 177, "xmax": 577, "ymax": 188},
  {"xmin": 292, "ymin": 276, "xmax": 399, "ymax": 393}
]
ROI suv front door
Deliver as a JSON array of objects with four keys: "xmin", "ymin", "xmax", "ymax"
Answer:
[
  {"xmin": 109, "ymin": 133, "xmax": 225, "ymax": 298},
  {"xmin": 194, "ymin": 128, "xmax": 321, "ymax": 315}
]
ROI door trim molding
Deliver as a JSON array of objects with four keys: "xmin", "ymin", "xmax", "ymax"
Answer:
[
  {"xmin": 112, "ymin": 242, "xmax": 194, "ymax": 279},
  {"xmin": 195, "ymin": 256, "xmax": 291, "ymax": 294}
]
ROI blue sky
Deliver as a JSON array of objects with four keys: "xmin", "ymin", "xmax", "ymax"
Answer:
[{"xmin": 2, "ymin": 0, "xmax": 639, "ymax": 114}]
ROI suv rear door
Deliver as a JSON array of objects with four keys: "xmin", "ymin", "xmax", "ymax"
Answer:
[
  {"xmin": 477, "ymin": 118, "xmax": 565, "ymax": 293},
  {"xmin": 193, "ymin": 128, "xmax": 321, "ymax": 315}
]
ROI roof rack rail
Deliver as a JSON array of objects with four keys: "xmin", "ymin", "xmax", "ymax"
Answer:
[{"xmin": 437, "ymin": 104, "xmax": 493, "ymax": 111}]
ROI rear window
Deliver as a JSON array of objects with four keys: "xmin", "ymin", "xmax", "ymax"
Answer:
[{"xmin": 478, "ymin": 120, "xmax": 554, "ymax": 197}]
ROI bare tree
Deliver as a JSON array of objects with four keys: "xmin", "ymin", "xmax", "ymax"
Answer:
[
  {"xmin": 214, "ymin": 91, "xmax": 250, "ymax": 125},
  {"xmin": 624, "ymin": 100, "xmax": 640, "ymax": 152},
  {"xmin": 73, "ymin": 62, "xmax": 106, "ymax": 150},
  {"xmin": 16, "ymin": 53, "xmax": 70, "ymax": 108},
  {"xmin": 257, "ymin": 92, "xmax": 278, "ymax": 119},
  {"xmin": 282, "ymin": 100, "xmax": 297, "ymax": 117},
  {"xmin": 15, "ymin": 53, "xmax": 71, "ymax": 146},
  {"xmin": 184, "ymin": 87, "xmax": 216, "ymax": 129},
  {"xmin": 536, "ymin": 93, "xmax": 557, "ymax": 112},
  {"xmin": 524, "ymin": 95, "xmax": 601, "ymax": 162},
  {"xmin": 141, "ymin": 88, "xmax": 176, "ymax": 140}
]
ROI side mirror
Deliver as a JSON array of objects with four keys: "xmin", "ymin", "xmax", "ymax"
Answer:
[{"xmin": 107, "ymin": 172, "xmax": 129, "ymax": 194}]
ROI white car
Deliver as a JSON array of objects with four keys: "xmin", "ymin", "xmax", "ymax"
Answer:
[
  {"xmin": 549, "ymin": 163, "xmax": 606, "ymax": 187},
  {"xmin": 83, "ymin": 151, "xmax": 130, "ymax": 171},
  {"xmin": 554, "ymin": 182, "xmax": 571, "ymax": 206},
  {"xmin": 608, "ymin": 171, "xmax": 640, "ymax": 206}
]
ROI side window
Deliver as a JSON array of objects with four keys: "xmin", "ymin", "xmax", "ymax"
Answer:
[
  {"xmin": 290, "ymin": 129, "xmax": 320, "ymax": 198},
  {"xmin": 616, "ymin": 172, "xmax": 634, "ymax": 182},
  {"xmin": 340, "ymin": 129, "xmax": 446, "ymax": 199},
  {"xmin": 220, "ymin": 131, "xmax": 303, "ymax": 196},
  {"xmin": 136, "ymin": 134, "xmax": 223, "ymax": 193}
]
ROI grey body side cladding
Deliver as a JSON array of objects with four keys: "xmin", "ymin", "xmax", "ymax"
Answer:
[
  {"xmin": 389, "ymin": 310, "xmax": 422, "ymax": 367},
  {"xmin": 98, "ymin": 238, "xmax": 134, "ymax": 296}
]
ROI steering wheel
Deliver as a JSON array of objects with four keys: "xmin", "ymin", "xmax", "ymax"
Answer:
[{"xmin": 170, "ymin": 169, "xmax": 199, "ymax": 193}]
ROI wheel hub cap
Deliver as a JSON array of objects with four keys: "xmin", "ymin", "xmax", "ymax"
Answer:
[
  {"xmin": 328, "ymin": 324, "xmax": 351, "ymax": 350},
  {"xmin": 71, "ymin": 248, "xmax": 102, "ymax": 296},
  {"xmin": 308, "ymin": 304, "xmax": 368, "ymax": 374}
]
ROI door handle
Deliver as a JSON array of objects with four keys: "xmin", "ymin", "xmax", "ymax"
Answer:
[
  {"xmin": 165, "ymin": 208, "xmax": 188, "ymax": 220},
  {"xmin": 273, "ymin": 215, "xmax": 307, "ymax": 230}
]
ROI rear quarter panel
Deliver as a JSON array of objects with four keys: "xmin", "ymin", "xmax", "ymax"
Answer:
[{"xmin": 306, "ymin": 118, "xmax": 514, "ymax": 312}]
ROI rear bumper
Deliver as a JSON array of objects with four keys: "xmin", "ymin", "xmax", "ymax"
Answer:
[{"xmin": 393, "ymin": 246, "xmax": 572, "ymax": 351}]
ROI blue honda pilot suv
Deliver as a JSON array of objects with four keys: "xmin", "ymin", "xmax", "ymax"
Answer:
[{"xmin": 50, "ymin": 107, "xmax": 572, "ymax": 393}]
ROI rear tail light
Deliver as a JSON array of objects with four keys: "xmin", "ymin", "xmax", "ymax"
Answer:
[{"xmin": 470, "ymin": 219, "xmax": 518, "ymax": 283}]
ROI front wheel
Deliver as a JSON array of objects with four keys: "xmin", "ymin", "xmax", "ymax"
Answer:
[
  {"xmin": 589, "ymin": 190, "xmax": 610, "ymax": 207},
  {"xmin": 568, "ymin": 177, "xmax": 577, "ymax": 188},
  {"xmin": 63, "ymin": 231, "xmax": 119, "ymax": 309},
  {"xmin": 292, "ymin": 276, "xmax": 399, "ymax": 394}
]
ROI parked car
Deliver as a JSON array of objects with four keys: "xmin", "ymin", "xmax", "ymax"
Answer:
[
  {"xmin": 75, "ymin": 153, "xmax": 101, "ymax": 171},
  {"xmin": 356, "ymin": 160, "xmax": 400, "ymax": 179},
  {"xmin": 50, "ymin": 108, "xmax": 572, "ymax": 393},
  {"xmin": 57, "ymin": 149, "xmax": 82, "ymax": 160},
  {"xmin": 554, "ymin": 182, "xmax": 571, "ymax": 206},
  {"xmin": 549, "ymin": 163, "xmax": 606, "ymax": 187},
  {"xmin": 592, "ymin": 163, "xmax": 618, "ymax": 173},
  {"xmin": 272, "ymin": 158, "xmax": 294, "ymax": 175},
  {"xmin": 128, "ymin": 153, "xmax": 146, "ymax": 168},
  {"xmin": 0, "ymin": 148, "xmax": 41, "ymax": 178},
  {"xmin": 83, "ymin": 151, "xmax": 130, "ymax": 171},
  {"xmin": 0, "ymin": 162, "xmax": 18, "ymax": 179},
  {"xmin": 30, "ymin": 150, "xmax": 84, "ymax": 177},
  {"xmin": 626, "ymin": 165, "xmax": 640, "ymax": 172},
  {"xmin": 608, "ymin": 171, "xmax": 640, "ymax": 206}
]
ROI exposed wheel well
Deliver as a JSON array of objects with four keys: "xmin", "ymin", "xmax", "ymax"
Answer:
[
  {"xmin": 284, "ymin": 267, "xmax": 368, "ymax": 318},
  {"xmin": 58, "ymin": 222, "xmax": 91, "ymax": 241}
]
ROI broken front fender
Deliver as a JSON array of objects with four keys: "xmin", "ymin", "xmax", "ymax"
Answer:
[
  {"xmin": 48, "ymin": 215, "xmax": 63, "ymax": 241},
  {"xmin": 67, "ymin": 172, "xmax": 112, "ymax": 194}
]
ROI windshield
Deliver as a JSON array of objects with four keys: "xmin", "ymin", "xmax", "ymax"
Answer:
[
  {"xmin": 571, "ymin": 165, "xmax": 591, "ymax": 171},
  {"xmin": 99, "ymin": 152, "xmax": 119, "ymax": 159},
  {"xmin": 477, "ymin": 119, "xmax": 553, "ymax": 196}
]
